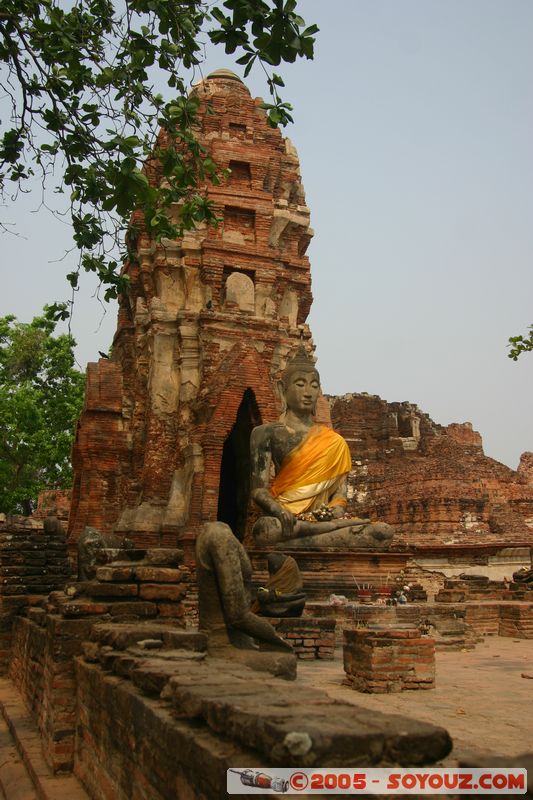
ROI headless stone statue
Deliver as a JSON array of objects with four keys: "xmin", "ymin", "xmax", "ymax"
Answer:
[
  {"xmin": 195, "ymin": 522, "xmax": 293, "ymax": 654},
  {"xmin": 253, "ymin": 553, "xmax": 306, "ymax": 618},
  {"xmin": 250, "ymin": 347, "xmax": 394, "ymax": 551}
]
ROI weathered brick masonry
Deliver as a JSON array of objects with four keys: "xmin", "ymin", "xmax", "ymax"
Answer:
[
  {"xmin": 7, "ymin": 545, "xmax": 190, "ymax": 773},
  {"xmin": 0, "ymin": 515, "xmax": 71, "ymax": 673},
  {"xmin": 3, "ymin": 68, "xmax": 533, "ymax": 798},
  {"xmin": 343, "ymin": 627, "xmax": 436, "ymax": 693},
  {"xmin": 73, "ymin": 642, "xmax": 451, "ymax": 800},
  {"xmin": 330, "ymin": 393, "xmax": 533, "ymax": 547},
  {"xmin": 68, "ymin": 69, "xmax": 320, "ymax": 560},
  {"xmin": 264, "ymin": 616, "xmax": 336, "ymax": 659}
]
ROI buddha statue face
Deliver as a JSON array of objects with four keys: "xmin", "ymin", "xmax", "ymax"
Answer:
[
  {"xmin": 283, "ymin": 368, "xmax": 320, "ymax": 416},
  {"xmin": 281, "ymin": 346, "xmax": 320, "ymax": 416}
]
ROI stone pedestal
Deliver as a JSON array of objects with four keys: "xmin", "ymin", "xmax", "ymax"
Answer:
[
  {"xmin": 499, "ymin": 603, "xmax": 533, "ymax": 638},
  {"xmin": 343, "ymin": 627, "xmax": 435, "ymax": 693}
]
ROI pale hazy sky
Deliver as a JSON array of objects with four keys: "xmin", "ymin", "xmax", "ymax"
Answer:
[{"xmin": 2, "ymin": 1, "xmax": 532, "ymax": 468}]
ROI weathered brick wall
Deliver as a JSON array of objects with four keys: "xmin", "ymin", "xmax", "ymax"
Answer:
[
  {"xmin": 9, "ymin": 613, "xmax": 93, "ymax": 772},
  {"xmin": 50, "ymin": 548, "xmax": 190, "ymax": 625},
  {"xmin": 6, "ymin": 546, "xmax": 191, "ymax": 773},
  {"xmin": 75, "ymin": 662, "xmax": 209, "ymax": 800},
  {"xmin": 517, "ymin": 452, "xmax": 533, "ymax": 485},
  {"xmin": 0, "ymin": 511, "xmax": 77, "ymax": 763},
  {"xmin": 68, "ymin": 360, "xmax": 129, "ymax": 551},
  {"xmin": 464, "ymin": 603, "xmax": 503, "ymax": 637},
  {"xmin": 329, "ymin": 393, "xmax": 533, "ymax": 547},
  {"xmin": 402, "ymin": 559, "xmax": 447, "ymax": 601},
  {"xmin": 9, "ymin": 615, "xmax": 47, "ymax": 716},
  {"xmin": 73, "ymin": 634, "xmax": 451, "ymax": 800},
  {"xmin": 0, "ymin": 515, "xmax": 71, "ymax": 595},
  {"xmin": 251, "ymin": 549, "xmax": 411, "ymax": 601},
  {"xmin": 265, "ymin": 616, "xmax": 336, "ymax": 659},
  {"xmin": 499, "ymin": 604, "xmax": 533, "ymax": 638},
  {"xmin": 0, "ymin": 514, "xmax": 72, "ymax": 674},
  {"xmin": 35, "ymin": 489, "xmax": 72, "ymax": 522},
  {"xmin": 0, "ymin": 595, "xmax": 26, "ymax": 672}
]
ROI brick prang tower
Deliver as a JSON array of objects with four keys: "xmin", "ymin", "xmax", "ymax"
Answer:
[{"xmin": 68, "ymin": 69, "xmax": 319, "ymax": 558}]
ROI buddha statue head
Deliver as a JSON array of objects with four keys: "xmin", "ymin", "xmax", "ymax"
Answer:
[{"xmin": 280, "ymin": 346, "xmax": 320, "ymax": 417}]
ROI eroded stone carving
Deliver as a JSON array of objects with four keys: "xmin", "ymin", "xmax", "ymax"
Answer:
[
  {"xmin": 279, "ymin": 289, "xmax": 298, "ymax": 327},
  {"xmin": 77, "ymin": 527, "xmax": 133, "ymax": 581},
  {"xmin": 224, "ymin": 272, "xmax": 255, "ymax": 312}
]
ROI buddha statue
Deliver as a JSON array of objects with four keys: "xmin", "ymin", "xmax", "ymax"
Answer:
[
  {"xmin": 252, "ymin": 553, "xmax": 306, "ymax": 618},
  {"xmin": 250, "ymin": 347, "xmax": 394, "ymax": 550}
]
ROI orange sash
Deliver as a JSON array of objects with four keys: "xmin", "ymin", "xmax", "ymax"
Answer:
[{"xmin": 270, "ymin": 425, "xmax": 351, "ymax": 514}]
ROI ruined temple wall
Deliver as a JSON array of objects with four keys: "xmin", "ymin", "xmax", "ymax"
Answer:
[
  {"xmin": 68, "ymin": 360, "xmax": 129, "ymax": 543},
  {"xmin": 518, "ymin": 452, "xmax": 533, "ymax": 485},
  {"xmin": 9, "ymin": 614, "xmax": 91, "ymax": 773},
  {"xmin": 5, "ymin": 545, "xmax": 191, "ymax": 774},
  {"xmin": 0, "ymin": 515, "xmax": 72, "ymax": 673},
  {"xmin": 329, "ymin": 393, "xmax": 533, "ymax": 546},
  {"xmin": 35, "ymin": 489, "xmax": 72, "ymax": 522},
  {"xmin": 0, "ymin": 514, "xmax": 80, "ymax": 772}
]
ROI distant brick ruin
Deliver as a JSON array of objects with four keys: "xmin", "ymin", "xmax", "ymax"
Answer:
[{"xmin": 330, "ymin": 393, "xmax": 533, "ymax": 546}]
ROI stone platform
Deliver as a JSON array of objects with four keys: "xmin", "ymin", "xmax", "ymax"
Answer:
[
  {"xmin": 250, "ymin": 548, "xmax": 409, "ymax": 599},
  {"xmin": 250, "ymin": 543, "xmax": 533, "ymax": 607}
]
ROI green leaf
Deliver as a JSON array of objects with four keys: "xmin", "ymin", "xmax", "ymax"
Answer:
[{"xmin": 0, "ymin": 0, "xmax": 317, "ymax": 319}]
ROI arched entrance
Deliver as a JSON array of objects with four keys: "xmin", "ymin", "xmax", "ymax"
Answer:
[{"xmin": 217, "ymin": 388, "xmax": 261, "ymax": 540}]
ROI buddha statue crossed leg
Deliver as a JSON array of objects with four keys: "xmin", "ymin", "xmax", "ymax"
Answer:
[{"xmin": 250, "ymin": 347, "xmax": 393, "ymax": 550}]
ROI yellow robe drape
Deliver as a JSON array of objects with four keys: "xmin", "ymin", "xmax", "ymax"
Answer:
[
  {"xmin": 251, "ymin": 556, "xmax": 302, "ymax": 613},
  {"xmin": 270, "ymin": 425, "xmax": 351, "ymax": 515}
]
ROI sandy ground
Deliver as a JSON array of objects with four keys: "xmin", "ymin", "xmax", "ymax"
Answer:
[{"xmin": 297, "ymin": 635, "xmax": 533, "ymax": 763}]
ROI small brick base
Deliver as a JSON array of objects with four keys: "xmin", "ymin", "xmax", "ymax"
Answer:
[
  {"xmin": 499, "ymin": 604, "xmax": 533, "ymax": 638},
  {"xmin": 343, "ymin": 627, "xmax": 435, "ymax": 693},
  {"xmin": 265, "ymin": 617, "xmax": 336, "ymax": 659}
]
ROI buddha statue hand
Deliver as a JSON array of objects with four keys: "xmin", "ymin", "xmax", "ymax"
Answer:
[
  {"xmin": 252, "ymin": 487, "xmax": 296, "ymax": 539},
  {"xmin": 278, "ymin": 507, "xmax": 296, "ymax": 539}
]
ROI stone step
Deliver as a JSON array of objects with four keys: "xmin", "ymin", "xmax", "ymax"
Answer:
[
  {"xmin": 0, "ymin": 677, "xmax": 89, "ymax": 800},
  {"xmin": 89, "ymin": 621, "xmax": 207, "ymax": 652},
  {"xmin": 162, "ymin": 657, "xmax": 451, "ymax": 766},
  {"xmin": 0, "ymin": 711, "xmax": 38, "ymax": 800}
]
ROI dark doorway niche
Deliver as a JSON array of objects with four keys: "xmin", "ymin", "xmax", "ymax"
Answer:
[
  {"xmin": 217, "ymin": 388, "xmax": 261, "ymax": 540},
  {"xmin": 398, "ymin": 413, "xmax": 414, "ymax": 438},
  {"xmin": 228, "ymin": 160, "xmax": 251, "ymax": 187}
]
